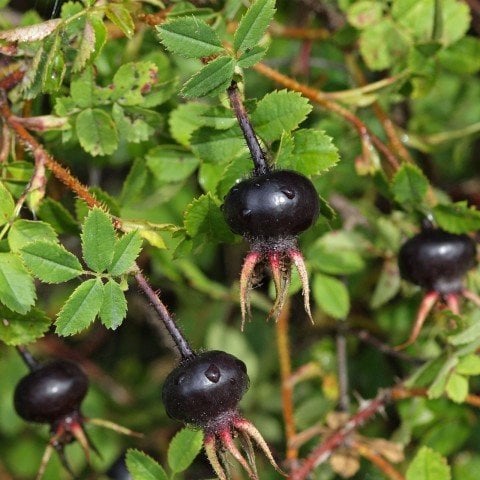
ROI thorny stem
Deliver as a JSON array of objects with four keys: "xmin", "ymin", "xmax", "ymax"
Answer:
[
  {"xmin": 353, "ymin": 440, "xmax": 405, "ymax": 480},
  {"xmin": 227, "ymin": 81, "xmax": 269, "ymax": 176},
  {"xmin": 252, "ymin": 62, "xmax": 400, "ymax": 173},
  {"xmin": 290, "ymin": 389, "xmax": 392, "ymax": 480},
  {"xmin": 15, "ymin": 345, "xmax": 39, "ymax": 371},
  {"xmin": 135, "ymin": 273, "xmax": 194, "ymax": 359},
  {"xmin": 275, "ymin": 300, "xmax": 298, "ymax": 461},
  {"xmin": 345, "ymin": 54, "xmax": 413, "ymax": 165},
  {"xmin": 0, "ymin": 93, "xmax": 194, "ymax": 361}
]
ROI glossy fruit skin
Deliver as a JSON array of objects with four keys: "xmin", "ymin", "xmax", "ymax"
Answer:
[
  {"xmin": 398, "ymin": 229, "xmax": 477, "ymax": 294},
  {"xmin": 222, "ymin": 170, "xmax": 320, "ymax": 239},
  {"xmin": 162, "ymin": 351, "xmax": 249, "ymax": 427},
  {"xmin": 14, "ymin": 360, "xmax": 89, "ymax": 424}
]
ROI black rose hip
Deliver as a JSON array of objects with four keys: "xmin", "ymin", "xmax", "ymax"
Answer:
[
  {"xmin": 13, "ymin": 353, "xmax": 140, "ymax": 480},
  {"xmin": 162, "ymin": 350, "xmax": 282, "ymax": 480},
  {"xmin": 224, "ymin": 82, "xmax": 321, "ymax": 327},
  {"xmin": 396, "ymin": 227, "xmax": 478, "ymax": 349}
]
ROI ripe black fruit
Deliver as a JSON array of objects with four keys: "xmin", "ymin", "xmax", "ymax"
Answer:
[
  {"xmin": 223, "ymin": 170, "xmax": 320, "ymax": 240},
  {"xmin": 398, "ymin": 229, "xmax": 477, "ymax": 294},
  {"xmin": 162, "ymin": 351, "xmax": 249, "ymax": 427},
  {"xmin": 14, "ymin": 359, "xmax": 88, "ymax": 424}
]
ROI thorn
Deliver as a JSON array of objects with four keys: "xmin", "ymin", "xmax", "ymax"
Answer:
[
  {"xmin": 290, "ymin": 250, "xmax": 314, "ymax": 324},
  {"xmin": 240, "ymin": 251, "xmax": 262, "ymax": 330},
  {"xmin": 395, "ymin": 291, "xmax": 439, "ymax": 350},
  {"xmin": 204, "ymin": 434, "xmax": 228, "ymax": 480}
]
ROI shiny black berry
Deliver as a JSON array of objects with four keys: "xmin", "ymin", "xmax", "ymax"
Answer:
[
  {"xmin": 398, "ymin": 229, "xmax": 477, "ymax": 294},
  {"xmin": 162, "ymin": 351, "xmax": 249, "ymax": 427},
  {"xmin": 14, "ymin": 360, "xmax": 89, "ymax": 424},
  {"xmin": 222, "ymin": 170, "xmax": 320, "ymax": 240}
]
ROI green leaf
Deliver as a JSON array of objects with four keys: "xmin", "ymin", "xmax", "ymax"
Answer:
[
  {"xmin": 251, "ymin": 90, "xmax": 312, "ymax": 142},
  {"xmin": 276, "ymin": 129, "xmax": 340, "ymax": 176},
  {"xmin": 112, "ymin": 104, "xmax": 154, "ymax": 144},
  {"xmin": 237, "ymin": 45, "xmax": 268, "ymax": 68},
  {"xmin": 346, "ymin": 1, "xmax": 384, "ymax": 29},
  {"xmin": 438, "ymin": 37, "xmax": 480, "ymax": 74},
  {"xmin": 433, "ymin": 202, "xmax": 480, "ymax": 234},
  {"xmin": 392, "ymin": 0, "xmax": 470, "ymax": 46},
  {"xmin": 447, "ymin": 321, "xmax": 480, "ymax": 346},
  {"xmin": 126, "ymin": 449, "xmax": 168, "ymax": 480},
  {"xmin": 182, "ymin": 56, "xmax": 235, "ymax": 98},
  {"xmin": 391, "ymin": 164, "xmax": 429, "ymax": 210},
  {"xmin": 446, "ymin": 372, "xmax": 468, "ymax": 403},
  {"xmin": 0, "ymin": 305, "xmax": 51, "ymax": 346},
  {"xmin": 82, "ymin": 208, "xmax": 116, "ymax": 273},
  {"xmin": 42, "ymin": 33, "xmax": 65, "ymax": 93},
  {"xmin": 370, "ymin": 259, "xmax": 401, "ymax": 308},
  {"xmin": 111, "ymin": 62, "xmax": 159, "ymax": 106},
  {"xmin": 184, "ymin": 193, "xmax": 235, "ymax": 243},
  {"xmin": 359, "ymin": 18, "xmax": 409, "ymax": 70},
  {"xmin": 55, "ymin": 278, "xmax": 104, "ymax": 336},
  {"xmin": 108, "ymin": 231, "xmax": 143, "ymax": 276},
  {"xmin": 8, "ymin": 220, "xmax": 58, "ymax": 252},
  {"xmin": 406, "ymin": 447, "xmax": 451, "ymax": 480},
  {"xmin": 37, "ymin": 198, "xmax": 79, "ymax": 235},
  {"xmin": 169, "ymin": 102, "xmax": 209, "ymax": 146},
  {"xmin": 20, "ymin": 241, "xmax": 83, "ymax": 283},
  {"xmin": 89, "ymin": 13, "xmax": 108, "ymax": 63},
  {"xmin": 76, "ymin": 108, "xmax": 119, "ymax": 156},
  {"xmin": 0, "ymin": 253, "xmax": 35, "ymax": 314},
  {"xmin": 234, "ymin": 0, "xmax": 276, "ymax": 54},
  {"xmin": 167, "ymin": 428, "xmax": 204, "ymax": 473},
  {"xmin": 0, "ymin": 182, "xmax": 15, "ymax": 227},
  {"xmin": 146, "ymin": 146, "xmax": 199, "ymax": 184},
  {"xmin": 312, "ymin": 273, "xmax": 350, "ymax": 319},
  {"xmin": 105, "ymin": 4, "xmax": 135, "ymax": 38},
  {"xmin": 70, "ymin": 67, "xmax": 94, "ymax": 109},
  {"xmin": 72, "ymin": 20, "xmax": 97, "ymax": 72},
  {"xmin": 191, "ymin": 126, "xmax": 245, "ymax": 164},
  {"xmin": 456, "ymin": 354, "xmax": 480, "ymax": 376},
  {"xmin": 99, "ymin": 279, "xmax": 127, "ymax": 330},
  {"xmin": 156, "ymin": 17, "xmax": 224, "ymax": 58}
]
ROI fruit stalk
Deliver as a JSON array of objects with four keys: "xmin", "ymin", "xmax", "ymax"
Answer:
[
  {"xmin": 135, "ymin": 272, "xmax": 194, "ymax": 359},
  {"xmin": 227, "ymin": 81, "xmax": 269, "ymax": 176},
  {"xmin": 15, "ymin": 345, "xmax": 39, "ymax": 371}
]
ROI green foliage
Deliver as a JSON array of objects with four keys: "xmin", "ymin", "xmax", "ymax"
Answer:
[
  {"xmin": 391, "ymin": 163, "xmax": 429, "ymax": 211},
  {"xmin": 126, "ymin": 450, "xmax": 168, "ymax": 480},
  {"xmin": 20, "ymin": 241, "xmax": 83, "ymax": 283},
  {"xmin": 167, "ymin": 427, "xmax": 204, "ymax": 473},
  {"xmin": 81, "ymin": 208, "xmax": 116, "ymax": 273},
  {"xmin": 156, "ymin": 17, "xmax": 223, "ymax": 58},
  {"xmin": 406, "ymin": 446, "xmax": 451, "ymax": 480},
  {"xmin": 55, "ymin": 278, "xmax": 104, "ymax": 335}
]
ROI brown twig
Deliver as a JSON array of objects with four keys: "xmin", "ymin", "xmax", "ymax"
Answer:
[
  {"xmin": 290, "ymin": 388, "xmax": 393, "ymax": 480},
  {"xmin": 353, "ymin": 440, "xmax": 405, "ymax": 480},
  {"xmin": 252, "ymin": 62, "xmax": 400, "ymax": 172},
  {"xmin": 345, "ymin": 54, "xmax": 413, "ymax": 165},
  {"xmin": 276, "ymin": 300, "xmax": 298, "ymax": 461}
]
